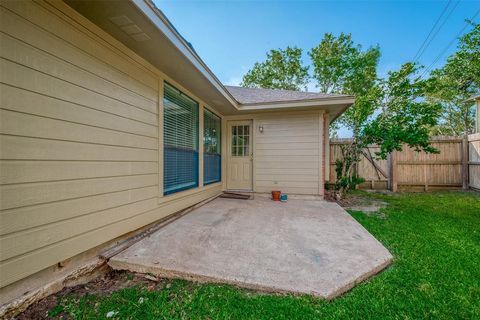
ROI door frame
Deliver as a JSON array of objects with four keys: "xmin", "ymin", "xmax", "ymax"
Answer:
[{"xmin": 226, "ymin": 120, "xmax": 254, "ymax": 191}]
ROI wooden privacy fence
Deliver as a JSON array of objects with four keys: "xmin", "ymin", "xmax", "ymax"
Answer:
[
  {"xmin": 329, "ymin": 136, "xmax": 477, "ymax": 191},
  {"xmin": 329, "ymin": 139, "xmax": 389, "ymax": 190}
]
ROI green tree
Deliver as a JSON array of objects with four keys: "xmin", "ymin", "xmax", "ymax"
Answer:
[
  {"xmin": 241, "ymin": 34, "xmax": 441, "ymax": 198},
  {"xmin": 427, "ymin": 21, "xmax": 479, "ymax": 135},
  {"xmin": 364, "ymin": 63, "xmax": 441, "ymax": 157},
  {"xmin": 240, "ymin": 47, "xmax": 309, "ymax": 91},
  {"xmin": 334, "ymin": 63, "xmax": 441, "ymax": 198},
  {"xmin": 309, "ymin": 33, "xmax": 380, "ymax": 136}
]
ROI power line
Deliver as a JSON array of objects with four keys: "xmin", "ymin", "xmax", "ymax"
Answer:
[
  {"xmin": 421, "ymin": 8, "xmax": 480, "ymax": 79},
  {"xmin": 414, "ymin": 0, "xmax": 461, "ymax": 64},
  {"xmin": 413, "ymin": 0, "xmax": 452, "ymax": 62}
]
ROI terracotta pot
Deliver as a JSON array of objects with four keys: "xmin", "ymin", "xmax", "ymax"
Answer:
[{"xmin": 271, "ymin": 190, "xmax": 281, "ymax": 201}]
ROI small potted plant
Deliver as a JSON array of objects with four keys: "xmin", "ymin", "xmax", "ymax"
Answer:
[{"xmin": 271, "ymin": 190, "xmax": 281, "ymax": 201}]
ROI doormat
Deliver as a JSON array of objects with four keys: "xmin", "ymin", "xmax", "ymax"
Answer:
[{"xmin": 219, "ymin": 192, "xmax": 254, "ymax": 200}]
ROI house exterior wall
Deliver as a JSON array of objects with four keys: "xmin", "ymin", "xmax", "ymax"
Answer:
[
  {"xmin": 226, "ymin": 110, "xmax": 326, "ymax": 196},
  {"xmin": 0, "ymin": 0, "xmax": 224, "ymax": 291},
  {"xmin": 324, "ymin": 113, "xmax": 330, "ymax": 184}
]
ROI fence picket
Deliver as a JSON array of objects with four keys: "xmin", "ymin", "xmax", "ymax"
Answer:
[{"xmin": 329, "ymin": 135, "xmax": 478, "ymax": 191}]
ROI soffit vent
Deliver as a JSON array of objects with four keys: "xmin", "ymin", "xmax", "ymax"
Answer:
[{"xmin": 109, "ymin": 15, "xmax": 151, "ymax": 42}]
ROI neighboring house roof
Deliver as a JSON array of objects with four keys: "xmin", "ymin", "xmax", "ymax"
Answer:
[
  {"xmin": 225, "ymin": 85, "xmax": 353, "ymax": 105},
  {"xmin": 465, "ymin": 94, "xmax": 480, "ymax": 102}
]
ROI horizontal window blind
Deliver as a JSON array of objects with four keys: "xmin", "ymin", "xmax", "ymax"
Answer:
[
  {"xmin": 204, "ymin": 108, "xmax": 221, "ymax": 185},
  {"xmin": 164, "ymin": 82, "xmax": 199, "ymax": 195}
]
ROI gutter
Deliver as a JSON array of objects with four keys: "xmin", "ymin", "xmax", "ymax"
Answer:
[{"xmin": 238, "ymin": 96, "xmax": 355, "ymax": 109}]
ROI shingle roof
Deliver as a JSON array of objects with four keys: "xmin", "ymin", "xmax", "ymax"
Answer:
[{"xmin": 224, "ymin": 85, "xmax": 352, "ymax": 105}]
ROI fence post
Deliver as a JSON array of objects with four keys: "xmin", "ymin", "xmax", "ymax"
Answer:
[
  {"xmin": 424, "ymin": 164, "xmax": 429, "ymax": 192},
  {"xmin": 388, "ymin": 151, "xmax": 398, "ymax": 192},
  {"xmin": 462, "ymin": 135, "xmax": 468, "ymax": 190}
]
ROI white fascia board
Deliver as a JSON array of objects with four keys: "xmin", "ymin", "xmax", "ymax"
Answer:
[{"xmin": 237, "ymin": 98, "xmax": 355, "ymax": 111}]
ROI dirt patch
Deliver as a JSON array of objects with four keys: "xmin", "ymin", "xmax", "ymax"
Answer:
[
  {"xmin": 342, "ymin": 197, "xmax": 387, "ymax": 219},
  {"xmin": 324, "ymin": 190, "xmax": 337, "ymax": 202},
  {"xmin": 16, "ymin": 270, "xmax": 167, "ymax": 320}
]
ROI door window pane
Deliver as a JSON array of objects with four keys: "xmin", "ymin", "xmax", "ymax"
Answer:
[
  {"xmin": 231, "ymin": 124, "xmax": 251, "ymax": 157},
  {"xmin": 244, "ymin": 136, "xmax": 249, "ymax": 156}
]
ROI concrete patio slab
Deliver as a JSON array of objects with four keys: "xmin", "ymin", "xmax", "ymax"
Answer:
[{"xmin": 109, "ymin": 196, "xmax": 393, "ymax": 299}]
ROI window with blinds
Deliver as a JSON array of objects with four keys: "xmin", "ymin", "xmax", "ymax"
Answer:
[
  {"xmin": 204, "ymin": 108, "xmax": 221, "ymax": 185},
  {"xmin": 163, "ymin": 82, "xmax": 199, "ymax": 195}
]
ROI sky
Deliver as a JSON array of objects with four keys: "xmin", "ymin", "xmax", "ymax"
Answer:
[{"xmin": 154, "ymin": 0, "xmax": 480, "ymax": 137}]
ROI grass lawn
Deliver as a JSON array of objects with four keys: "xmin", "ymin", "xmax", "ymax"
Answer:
[{"xmin": 44, "ymin": 191, "xmax": 480, "ymax": 319}]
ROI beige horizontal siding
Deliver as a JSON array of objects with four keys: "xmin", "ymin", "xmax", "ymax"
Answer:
[
  {"xmin": 0, "ymin": 109, "xmax": 158, "ymax": 150},
  {"xmin": 1, "ymin": 58, "xmax": 158, "ymax": 126},
  {"xmin": 0, "ymin": 186, "xmax": 158, "ymax": 235},
  {"xmin": 1, "ymin": 84, "xmax": 158, "ymax": 138},
  {"xmin": 255, "ymin": 168, "xmax": 319, "ymax": 175},
  {"xmin": 0, "ymin": 135, "xmax": 158, "ymax": 161},
  {"xmin": 256, "ymin": 129, "xmax": 319, "ymax": 137},
  {"xmin": 1, "ymin": 198, "xmax": 160, "ymax": 261},
  {"xmin": 0, "ymin": 161, "xmax": 158, "ymax": 185},
  {"xmin": 255, "ymin": 186, "xmax": 317, "ymax": 195},
  {"xmin": 1, "ymin": 174, "xmax": 158, "ymax": 210},
  {"xmin": 254, "ymin": 112, "xmax": 323, "ymax": 195},
  {"xmin": 469, "ymin": 134, "xmax": 480, "ymax": 189},
  {"xmin": 256, "ymin": 142, "xmax": 318, "ymax": 150},
  {"xmin": 0, "ymin": 0, "xmax": 222, "ymax": 288},
  {"xmin": 255, "ymin": 149, "xmax": 319, "ymax": 156},
  {"xmin": 256, "ymin": 174, "xmax": 319, "ymax": 182},
  {"xmin": 1, "ymin": 185, "xmax": 220, "ymax": 291},
  {"xmin": 256, "ymin": 135, "xmax": 319, "ymax": 144},
  {"xmin": 0, "ymin": 32, "xmax": 157, "ymax": 113},
  {"xmin": 0, "ymin": 10, "xmax": 157, "ymax": 102},
  {"xmin": 1, "ymin": 1, "xmax": 158, "ymax": 93},
  {"xmin": 256, "ymin": 155, "xmax": 319, "ymax": 162},
  {"xmin": 256, "ymin": 180, "xmax": 319, "ymax": 188}
]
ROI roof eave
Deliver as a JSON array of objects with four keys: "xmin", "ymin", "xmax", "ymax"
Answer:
[
  {"xmin": 237, "ymin": 97, "xmax": 355, "ymax": 111},
  {"xmin": 329, "ymin": 103, "xmax": 352, "ymax": 122},
  {"xmin": 237, "ymin": 97, "xmax": 354, "ymax": 122},
  {"xmin": 133, "ymin": 0, "xmax": 239, "ymax": 108}
]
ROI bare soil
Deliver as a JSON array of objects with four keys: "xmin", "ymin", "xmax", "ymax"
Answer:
[
  {"xmin": 325, "ymin": 190, "xmax": 388, "ymax": 218},
  {"xmin": 16, "ymin": 270, "xmax": 165, "ymax": 320}
]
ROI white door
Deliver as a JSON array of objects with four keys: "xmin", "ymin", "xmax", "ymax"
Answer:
[{"xmin": 227, "ymin": 120, "xmax": 253, "ymax": 190}]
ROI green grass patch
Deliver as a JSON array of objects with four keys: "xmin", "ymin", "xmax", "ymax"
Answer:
[{"xmin": 54, "ymin": 191, "xmax": 480, "ymax": 319}]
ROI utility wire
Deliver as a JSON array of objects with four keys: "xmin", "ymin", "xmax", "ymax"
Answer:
[
  {"xmin": 420, "ymin": 8, "xmax": 480, "ymax": 79},
  {"xmin": 413, "ymin": 0, "xmax": 452, "ymax": 62},
  {"xmin": 414, "ymin": 0, "xmax": 461, "ymax": 64}
]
